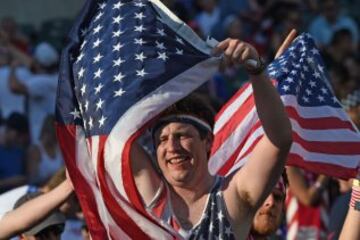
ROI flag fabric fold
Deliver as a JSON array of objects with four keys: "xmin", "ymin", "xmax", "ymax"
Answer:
[
  {"xmin": 209, "ymin": 33, "xmax": 360, "ymax": 180},
  {"xmin": 56, "ymin": 0, "xmax": 220, "ymax": 239}
]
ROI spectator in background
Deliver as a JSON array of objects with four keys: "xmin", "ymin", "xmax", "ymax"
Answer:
[
  {"xmin": 27, "ymin": 115, "xmax": 63, "ymax": 186},
  {"xmin": 0, "ymin": 45, "xmax": 26, "ymax": 119},
  {"xmin": 8, "ymin": 41, "xmax": 59, "ymax": 144},
  {"xmin": 0, "ymin": 16, "xmax": 30, "ymax": 53},
  {"xmin": 321, "ymin": 28, "xmax": 357, "ymax": 98},
  {"xmin": 0, "ymin": 113, "xmax": 29, "ymax": 193},
  {"xmin": 249, "ymin": 173, "xmax": 288, "ymax": 239},
  {"xmin": 308, "ymin": 0, "xmax": 359, "ymax": 48},
  {"xmin": 194, "ymin": 0, "xmax": 221, "ymax": 37},
  {"xmin": 286, "ymin": 167, "xmax": 330, "ymax": 240}
]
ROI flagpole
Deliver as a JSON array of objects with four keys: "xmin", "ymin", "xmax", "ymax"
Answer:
[{"xmin": 274, "ymin": 29, "xmax": 297, "ymax": 59}]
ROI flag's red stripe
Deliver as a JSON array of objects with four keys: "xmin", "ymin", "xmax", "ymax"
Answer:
[
  {"xmin": 56, "ymin": 124, "xmax": 108, "ymax": 240},
  {"xmin": 286, "ymin": 106, "xmax": 355, "ymax": 130},
  {"xmin": 292, "ymin": 132, "xmax": 360, "ymax": 154},
  {"xmin": 216, "ymin": 122, "xmax": 262, "ymax": 175},
  {"xmin": 287, "ymin": 153, "xmax": 358, "ymax": 179},
  {"xmin": 211, "ymin": 95, "xmax": 255, "ymax": 155},
  {"xmin": 215, "ymin": 83, "xmax": 251, "ymax": 121},
  {"xmin": 121, "ymin": 122, "xmax": 177, "ymax": 237},
  {"xmin": 96, "ymin": 135, "xmax": 152, "ymax": 239}
]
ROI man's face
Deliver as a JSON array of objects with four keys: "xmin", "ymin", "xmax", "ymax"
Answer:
[
  {"xmin": 251, "ymin": 189, "xmax": 285, "ymax": 237},
  {"xmin": 155, "ymin": 122, "xmax": 210, "ymax": 187}
]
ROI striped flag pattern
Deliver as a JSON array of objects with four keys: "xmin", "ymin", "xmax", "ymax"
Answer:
[
  {"xmin": 55, "ymin": 0, "xmax": 219, "ymax": 239},
  {"xmin": 209, "ymin": 33, "xmax": 360, "ymax": 180}
]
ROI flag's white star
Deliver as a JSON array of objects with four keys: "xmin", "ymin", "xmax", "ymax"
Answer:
[
  {"xmin": 134, "ymin": 25, "xmax": 146, "ymax": 32},
  {"xmin": 84, "ymin": 100, "xmax": 89, "ymax": 111},
  {"xmin": 175, "ymin": 48, "xmax": 183, "ymax": 55},
  {"xmin": 112, "ymin": 29, "xmax": 124, "ymax": 38},
  {"xmin": 300, "ymin": 72, "xmax": 305, "ymax": 79},
  {"xmin": 225, "ymin": 226, "xmax": 232, "ymax": 236},
  {"xmin": 318, "ymin": 95, "xmax": 325, "ymax": 102},
  {"xmin": 209, "ymin": 222, "xmax": 214, "ymax": 232},
  {"xmin": 80, "ymin": 84, "xmax": 86, "ymax": 96},
  {"xmin": 113, "ymin": 57, "xmax": 125, "ymax": 67},
  {"xmin": 80, "ymin": 40, "xmax": 87, "ymax": 50},
  {"xmin": 156, "ymin": 41, "xmax": 166, "ymax": 50},
  {"xmin": 285, "ymin": 77, "xmax": 294, "ymax": 83},
  {"xmin": 282, "ymin": 67, "xmax": 289, "ymax": 73},
  {"xmin": 218, "ymin": 211, "xmax": 224, "ymax": 221},
  {"xmin": 112, "ymin": 15, "xmax": 123, "ymax": 24},
  {"xmin": 98, "ymin": 2, "xmax": 106, "ymax": 9},
  {"xmin": 99, "ymin": 115, "xmax": 107, "ymax": 128},
  {"xmin": 80, "ymin": 28, "xmax": 88, "ymax": 37},
  {"xmin": 93, "ymin": 24, "xmax": 103, "ymax": 34},
  {"xmin": 332, "ymin": 96, "xmax": 338, "ymax": 103},
  {"xmin": 88, "ymin": 117, "xmax": 93, "ymax": 129},
  {"xmin": 93, "ymin": 38, "xmax": 103, "ymax": 48},
  {"xmin": 311, "ymin": 48, "xmax": 319, "ymax": 55},
  {"xmin": 136, "ymin": 68, "xmax": 147, "ymax": 77},
  {"xmin": 113, "ymin": 1, "xmax": 124, "ymax": 9},
  {"xmin": 112, "ymin": 43, "xmax": 124, "ymax": 52},
  {"xmin": 134, "ymin": 2, "xmax": 146, "ymax": 7},
  {"xmin": 318, "ymin": 64, "xmax": 325, "ymax": 73},
  {"xmin": 114, "ymin": 88, "xmax": 126, "ymax": 97},
  {"xmin": 70, "ymin": 109, "xmax": 81, "ymax": 120},
  {"xmin": 157, "ymin": 52, "xmax": 168, "ymax": 61},
  {"xmin": 76, "ymin": 52, "xmax": 84, "ymax": 63},
  {"xmin": 93, "ymin": 53, "xmax": 103, "ymax": 63},
  {"xmin": 78, "ymin": 67, "xmax": 85, "ymax": 78},
  {"xmin": 303, "ymin": 96, "xmax": 309, "ymax": 103},
  {"xmin": 282, "ymin": 85, "xmax": 290, "ymax": 92},
  {"xmin": 94, "ymin": 68, "xmax": 103, "ymax": 79},
  {"xmin": 290, "ymin": 70, "xmax": 297, "ymax": 75},
  {"xmin": 303, "ymin": 65, "xmax": 309, "ymax": 72},
  {"xmin": 309, "ymin": 80, "xmax": 316, "ymax": 88},
  {"xmin": 113, "ymin": 72, "xmax": 125, "ymax": 82},
  {"xmin": 134, "ymin": 38, "xmax": 146, "ymax": 45},
  {"xmin": 321, "ymin": 87, "xmax": 328, "ymax": 94},
  {"xmin": 306, "ymin": 57, "xmax": 314, "ymax": 64},
  {"xmin": 96, "ymin": 98, "xmax": 105, "ymax": 110},
  {"xmin": 157, "ymin": 28, "xmax": 165, "ymax": 36},
  {"xmin": 305, "ymin": 89, "xmax": 312, "ymax": 95},
  {"xmin": 176, "ymin": 36, "xmax": 184, "ymax": 45},
  {"xmin": 94, "ymin": 11, "xmax": 104, "ymax": 22},
  {"xmin": 135, "ymin": 52, "xmax": 146, "ymax": 62},
  {"xmin": 134, "ymin": 12, "xmax": 145, "ymax": 20},
  {"xmin": 95, "ymin": 83, "xmax": 104, "ymax": 94},
  {"xmin": 313, "ymin": 71, "xmax": 321, "ymax": 78}
]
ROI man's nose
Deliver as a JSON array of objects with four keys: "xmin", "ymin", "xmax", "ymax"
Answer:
[
  {"xmin": 264, "ymin": 194, "xmax": 275, "ymax": 207},
  {"xmin": 166, "ymin": 136, "xmax": 181, "ymax": 151}
]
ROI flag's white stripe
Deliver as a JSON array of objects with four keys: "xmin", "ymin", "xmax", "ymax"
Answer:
[
  {"xmin": 282, "ymin": 95, "xmax": 352, "ymax": 121},
  {"xmin": 91, "ymin": 136, "xmax": 99, "ymax": 176},
  {"xmin": 286, "ymin": 222, "xmax": 298, "ymax": 240},
  {"xmin": 290, "ymin": 142, "xmax": 360, "ymax": 168},
  {"xmin": 150, "ymin": 0, "xmax": 215, "ymax": 55},
  {"xmin": 290, "ymin": 118, "xmax": 360, "ymax": 142},
  {"xmin": 107, "ymin": 57, "xmax": 220, "ymax": 200},
  {"xmin": 286, "ymin": 197, "xmax": 298, "ymax": 225},
  {"xmin": 213, "ymin": 85, "xmax": 253, "ymax": 134},
  {"xmin": 208, "ymin": 107, "xmax": 258, "ymax": 175},
  {"xmin": 76, "ymin": 129, "xmax": 130, "ymax": 239}
]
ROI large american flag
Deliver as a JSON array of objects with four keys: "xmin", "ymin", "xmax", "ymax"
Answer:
[
  {"xmin": 208, "ymin": 33, "xmax": 360, "ymax": 179},
  {"xmin": 55, "ymin": 0, "xmax": 220, "ymax": 239}
]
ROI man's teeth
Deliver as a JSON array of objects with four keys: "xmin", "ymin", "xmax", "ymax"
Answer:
[{"xmin": 169, "ymin": 158, "xmax": 187, "ymax": 164}]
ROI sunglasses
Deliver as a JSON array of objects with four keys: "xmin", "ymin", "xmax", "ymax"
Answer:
[{"xmin": 35, "ymin": 224, "xmax": 65, "ymax": 237}]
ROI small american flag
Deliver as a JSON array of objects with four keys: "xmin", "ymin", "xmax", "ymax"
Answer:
[
  {"xmin": 56, "ymin": 0, "xmax": 219, "ymax": 239},
  {"xmin": 209, "ymin": 33, "xmax": 360, "ymax": 179}
]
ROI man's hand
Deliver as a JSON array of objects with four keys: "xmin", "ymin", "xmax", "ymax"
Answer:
[{"xmin": 214, "ymin": 38, "xmax": 263, "ymax": 74}]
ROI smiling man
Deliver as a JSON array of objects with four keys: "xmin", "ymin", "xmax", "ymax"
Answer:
[{"xmin": 131, "ymin": 38, "xmax": 292, "ymax": 239}]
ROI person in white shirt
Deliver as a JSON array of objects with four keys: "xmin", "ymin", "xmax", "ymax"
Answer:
[{"xmin": 8, "ymin": 42, "xmax": 59, "ymax": 144}]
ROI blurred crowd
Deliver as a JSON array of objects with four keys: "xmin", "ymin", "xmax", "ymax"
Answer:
[{"xmin": 0, "ymin": 0, "xmax": 359, "ymax": 239}]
